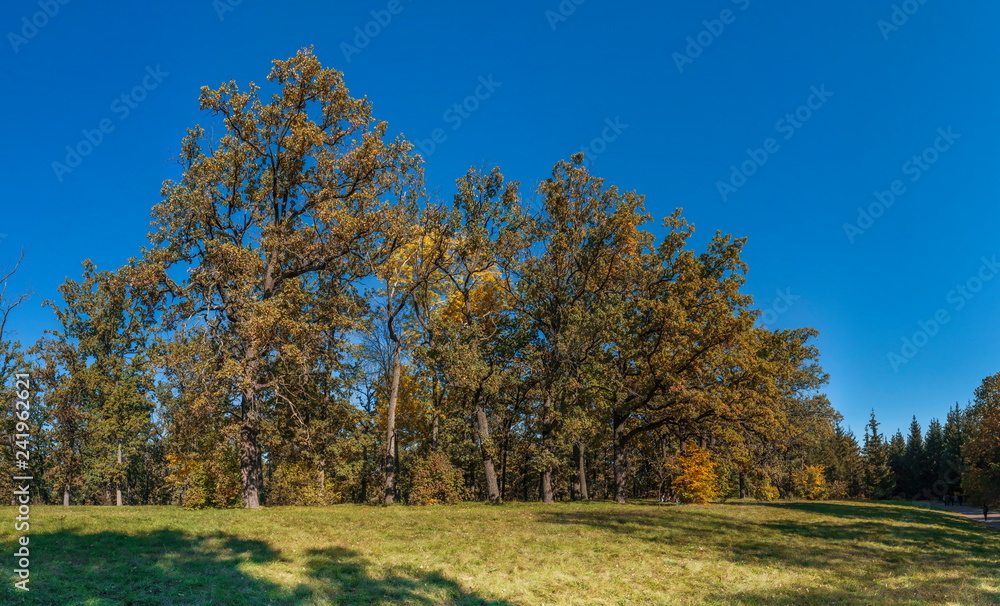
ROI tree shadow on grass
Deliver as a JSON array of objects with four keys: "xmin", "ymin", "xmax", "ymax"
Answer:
[
  {"xmin": 0, "ymin": 528, "xmax": 517, "ymax": 606},
  {"xmin": 537, "ymin": 501, "xmax": 1000, "ymax": 605}
]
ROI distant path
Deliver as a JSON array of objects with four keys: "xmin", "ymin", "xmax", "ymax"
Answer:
[{"xmin": 917, "ymin": 501, "xmax": 1000, "ymax": 531}]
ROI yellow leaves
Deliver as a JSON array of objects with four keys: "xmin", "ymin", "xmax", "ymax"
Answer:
[
  {"xmin": 792, "ymin": 464, "xmax": 828, "ymax": 500},
  {"xmin": 671, "ymin": 444, "xmax": 720, "ymax": 504},
  {"xmin": 437, "ymin": 268, "xmax": 508, "ymax": 327}
]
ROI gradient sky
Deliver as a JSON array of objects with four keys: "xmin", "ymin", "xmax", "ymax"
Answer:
[{"xmin": 3, "ymin": 0, "xmax": 998, "ymax": 438}]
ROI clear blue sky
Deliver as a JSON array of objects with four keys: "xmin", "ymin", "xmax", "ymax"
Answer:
[{"xmin": 3, "ymin": 0, "xmax": 998, "ymax": 438}]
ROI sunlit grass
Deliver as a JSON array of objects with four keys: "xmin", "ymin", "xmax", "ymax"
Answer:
[{"xmin": 0, "ymin": 500, "xmax": 997, "ymax": 605}]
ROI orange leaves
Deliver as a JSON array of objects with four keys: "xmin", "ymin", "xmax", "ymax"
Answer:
[{"xmin": 670, "ymin": 443, "xmax": 720, "ymax": 504}]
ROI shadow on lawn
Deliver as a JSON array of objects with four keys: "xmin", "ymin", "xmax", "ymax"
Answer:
[
  {"xmin": 0, "ymin": 528, "xmax": 515, "ymax": 606},
  {"xmin": 538, "ymin": 501, "xmax": 1000, "ymax": 605}
]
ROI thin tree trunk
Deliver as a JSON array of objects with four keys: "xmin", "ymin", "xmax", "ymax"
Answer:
[
  {"xmin": 574, "ymin": 442, "xmax": 589, "ymax": 500},
  {"xmin": 384, "ymin": 336, "xmax": 402, "ymax": 504},
  {"xmin": 431, "ymin": 380, "xmax": 440, "ymax": 449},
  {"xmin": 613, "ymin": 414, "xmax": 628, "ymax": 504},
  {"xmin": 116, "ymin": 442, "xmax": 123, "ymax": 506},
  {"xmin": 540, "ymin": 395, "xmax": 555, "ymax": 504},
  {"xmin": 500, "ymin": 416, "xmax": 512, "ymax": 502},
  {"xmin": 360, "ymin": 445, "xmax": 369, "ymax": 503},
  {"xmin": 474, "ymin": 391, "xmax": 501, "ymax": 502},
  {"xmin": 63, "ymin": 485, "xmax": 70, "ymax": 507},
  {"xmin": 239, "ymin": 390, "xmax": 263, "ymax": 509}
]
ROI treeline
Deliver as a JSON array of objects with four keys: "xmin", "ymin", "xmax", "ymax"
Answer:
[
  {"xmin": 0, "ymin": 49, "xmax": 994, "ymax": 510},
  {"xmin": 855, "ymin": 373, "xmax": 1000, "ymax": 508}
]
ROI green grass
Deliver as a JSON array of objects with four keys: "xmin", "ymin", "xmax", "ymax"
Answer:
[{"xmin": 0, "ymin": 500, "xmax": 997, "ymax": 605}]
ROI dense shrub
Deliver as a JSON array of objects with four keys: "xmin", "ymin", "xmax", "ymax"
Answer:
[
  {"xmin": 671, "ymin": 444, "xmax": 720, "ymax": 504},
  {"xmin": 792, "ymin": 464, "xmax": 828, "ymax": 500},
  {"xmin": 407, "ymin": 451, "xmax": 466, "ymax": 505}
]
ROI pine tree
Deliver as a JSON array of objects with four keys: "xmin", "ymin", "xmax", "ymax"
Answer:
[
  {"xmin": 862, "ymin": 411, "xmax": 894, "ymax": 499},
  {"xmin": 923, "ymin": 418, "xmax": 946, "ymax": 501},
  {"xmin": 942, "ymin": 403, "xmax": 965, "ymax": 500},
  {"xmin": 902, "ymin": 416, "xmax": 924, "ymax": 499}
]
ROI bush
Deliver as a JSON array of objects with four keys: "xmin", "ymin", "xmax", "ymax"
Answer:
[
  {"xmin": 167, "ymin": 447, "xmax": 241, "ymax": 509},
  {"xmin": 792, "ymin": 464, "xmax": 828, "ymax": 500},
  {"xmin": 671, "ymin": 444, "xmax": 720, "ymax": 504},
  {"xmin": 407, "ymin": 451, "xmax": 466, "ymax": 505},
  {"xmin": 268, "ymin": 460, "xmax": 342, "ymax": 506}
]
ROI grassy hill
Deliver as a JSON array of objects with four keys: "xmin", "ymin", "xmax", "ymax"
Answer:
[{"xmin": 0, "ymin": 500, "xmax": 997, "ymax": 605}]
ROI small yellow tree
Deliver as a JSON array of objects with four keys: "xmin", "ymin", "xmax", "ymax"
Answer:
[
  {"xmin": 671, "ymin": 444, "xmax": 719, "ymax": 504},
  {"xmin": 792, "ymin": 464, "xmax": 828, "ymax": 500}
]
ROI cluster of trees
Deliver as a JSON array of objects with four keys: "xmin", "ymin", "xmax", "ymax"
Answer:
[
  {"xmin": 0, "ymin": 50, "xmax": 843, "ymax": 508},
  {"xmin": 3, "ymin": 49, "xmax": 994, "ymax": 510},
  {"xmin": 831, "ymin": 379, "xmax": 1000, "ymax": 509}
]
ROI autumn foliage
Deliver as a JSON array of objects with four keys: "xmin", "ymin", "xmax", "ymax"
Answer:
[
  {"xmin": 671, "ymin": 444, "xmax": 720, "ymax": 504},
  {"xmin": 406, "ymin": 451, "xmax": 467, "ymax": 505}
]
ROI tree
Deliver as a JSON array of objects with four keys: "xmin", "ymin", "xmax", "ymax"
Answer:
[
  {"xmin": 362, "ymin": 196, "xmax": 444, "ymax": 504},
  {"xmin": 863, "ymin": 411, "xmax": 894, "ymax": 499},
  {"xmin": 518, "ymin": 154, "xmax": 651, "ymax": 503},
  {"xmin": 35, "ymin": 262, "xmax": 156, "ymax": 506},
  {"xmin": 792, "ymin": 464, "xmax": 828, "ymax": 500},
  {"xmin": 922, "ymin": 418, "xmax": 945, "ymax": 500},
  {"xmin": 0, "ymin": 251, "xmax": 28, "ymax": 344},
  {"xmin": 942, "ymin": 404, "xmax": 965, "ymax": 500},
  {"xmin": 431, "ymin": 166, "xmax": 527, "ymax": 503},
  {"xmin": 901, "ymin": 416, "xmax": 924, "ymax": 498},
  {"xmin": 137, "ymin": 48, "xmax": 419, "ymax": 508},
  {"xmin": 963, "ymin": 373, "xmax": 1000, "ymax": 509},
  {"xmin": 671, "ymin": 443, "xmax": 719, "ymax": 504}
]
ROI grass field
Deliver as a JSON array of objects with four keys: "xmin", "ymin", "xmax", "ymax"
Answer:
[{"xmin": 0, "ymin": 500, "xmax": 997, "ymax": 605}]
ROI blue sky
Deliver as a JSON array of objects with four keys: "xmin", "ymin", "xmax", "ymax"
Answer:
[{"xmin": 3, "ymin": 0, "xmax": 998, "ymax": 438}]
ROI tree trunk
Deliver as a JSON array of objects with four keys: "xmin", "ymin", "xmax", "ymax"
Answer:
[
  {"xmin": 474, "ymin": 391, "xmax": 501, "ymax": 503},
  {"xmin": 500, "ymin": 421, "xmax": 510, "ymax": 502},
  {"xmin": 739, "ymin": 471, "xmax": 748, "ymax": 499},
  {"xmin": 63, "ymin": 485, "xmax": 70, "ymax": 507},
  {"xmin": 115, "ymin": 442, "xmax": 123, "ymax": 506},
  {"xmin": 359, "ymin": 446, "xmax": 369, "ymax": 503},
  {"xmin": 573, "ymin": 442, "xmax": 589, "ymax": 500},
  {"xmin": 613, "ymin": 414, "xmax": 628, "ymax": 504},
  {"xmin": 540, "ymin": 395, "xmax": 555, "ymax": 504},
  {"xmin": 431, "ymin": 379, "xmax": 440, "ymax": 450},
  {"xmin": 239, "ymin": 390, "xmax": 263, "ymax": 509},
  {"xmin": 319, "ymin": 463, "xmax": 326, "ymax": 502},
  {"xmin": 383, "ymin": 337, "xmax": 402, "ymax": 505}
]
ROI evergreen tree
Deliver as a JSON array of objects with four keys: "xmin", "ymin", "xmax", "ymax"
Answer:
[
  {"xmin": 942, "ymin": 403, "xmax": 965, "ymax": 500},
  {"xmin": 922, "ymin": 418, "xmax": 945, "ymax": 501},
  {"xmin": 862, "ymin": 411, "xmax": 893, "ymax": 499},
  {"xmin": 901, "ymin": 416, "xmax": 924, "ymax": 499}
]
